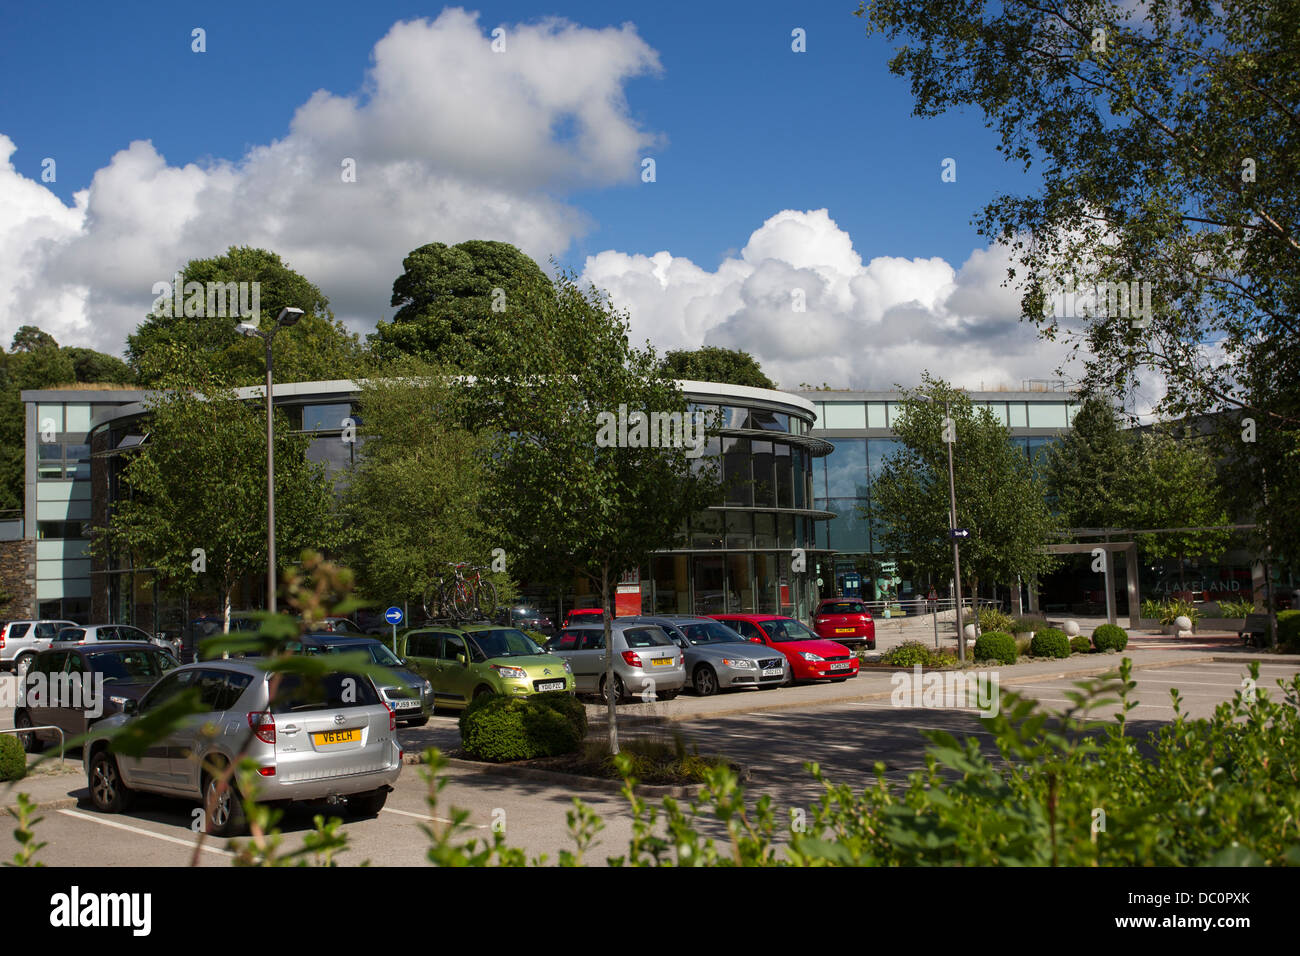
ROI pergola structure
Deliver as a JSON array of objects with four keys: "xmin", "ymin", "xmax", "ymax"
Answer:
[{"xmin": 1038, "ymin": 541, "xmax": 1140, "ymax": 628}]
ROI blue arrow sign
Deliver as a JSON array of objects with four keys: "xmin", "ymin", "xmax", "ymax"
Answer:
[
  {"xmin": 949, "ymin": 528, "xmax": 971, "ymax": 540},
  {"xmin": 384, "ymin": 606, "xmax": 404, "ymax": 626}
]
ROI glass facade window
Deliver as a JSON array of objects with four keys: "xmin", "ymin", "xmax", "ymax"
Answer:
[
  {"xmin": 64, "ymin": 404, "xmax": 92, "ymax": 434},
  {"xmin": 825, "ymin": 439, "xmax": 867, "ymax": 497},
  {"xmin": 748, "ymin": 408, "xmax": 789, "ymax": 432},
  {"xmin": 885, "ymin": 402, "xmax": 906, "ymax": 427},
  {"xmin": 726, "ymin": 553, "xmax": 753, "ymax": 611},
  {"xmin": 867, "ymin": 403, "xmax": 888, "ymax": 428},
  {"xmin": 1007, "ymin": 402, "xmax": 1029, "ymax": 427},
  {"xmin": 754, "ymin": 553, "xmax": 780, "ymax": 613},
  {"xmin": 974, "ymin": 402, "xmax": 1009, "ymax": 426},
  {"xmin": 652, "ymin": 555, "xmax": 690, "ymax": 614},
  {"xmin": 778, "ymin": 514, "xmax": 795, "ymax": 549},
  {"xmin": 693, "ymin": 555, "xmax": 725, "ymax": 615},
  {"xmin": 722, "ymin": 437, "xmax": 751, "ymax": 506},
  {"xmin": 774, "ymin": 443, "xmax": 793, "ymax": 508},
  {"xmin": 725, "ymin": 511, "xmax": 752, "ymax": 549},
  {"xmin": 303, "ymin": 403, "xmax": 353, "ymax": 431},
  {"xmin": 868, "ymin": 438, "xmax": 903, "ymax": 482},
  {"xmin": 691, "ymin": 510, "xmax": 723, "ymax": 549},
  {"xmin": 1027, "ymin": 403, "xmax": 1069, "ymax": 428},
  {"xmin": 822, "ymin": 402, "xmax": 866, "ymax": 429},
  {"xmin": 752, "ymin": 440, "xmax": 775, "ymax": 507},
  {"xmin": 37, "ymin": 405, "xmax": 64, "ymax": 433},
  {"xmin": 823, "ymin": 500, "xmax": 872, "ymax": 553},
  {"xmin": 792, "ymin": 448, "xmax": 806, "ymax": 509},
  {"xmin": 754, "ymin": 513, "xmax": 777, "ymax": 548}
]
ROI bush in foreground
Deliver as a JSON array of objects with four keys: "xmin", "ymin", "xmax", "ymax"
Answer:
[
  {"xmin": 1091, "ymin": 624, "xmax": 1128, "ymax": 652},
  {"xmin": 1069, "ymin": 635, "xmax": 1092, "ymax": 654},
  {"xmin": 1030, "ymin": 628, "xmax": 1070, "ymax": 659},
  {"xmin": 0, "ymin": 734, "xmax": 25, "ymax": 782},
  {"xmin": 973, "ymin": 630, "xmax": 1018, "ymax": 665},
  {"xmin": 459, "ymin": 695, "xmax": 582, "ymax": 763}
]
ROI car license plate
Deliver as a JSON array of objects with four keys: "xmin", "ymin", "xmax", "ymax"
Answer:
[
  {"xmin": 761, "ymin": 668, "xmax": 783, "ymax": 677},
  {"xmin": 829, "ymin": 662, "xmax": 851, "ymax": 671},
  {"xmin": 651, "ymin": 658, "xmax": 673, "ymax": 666},
  {"xmin": 537, "ymin": 680, "xmax": 565, "ymax": 692},
  {"xmin": 312, "ymin": 729, "xmax": 361, "ymax": 746},
  {"xmin": 835, "ymin": 627, "xmax": 854, "ymax": 634},
  {"xmin": 394, "ymin": 699, "xmax": 420, "ymax": 709}
]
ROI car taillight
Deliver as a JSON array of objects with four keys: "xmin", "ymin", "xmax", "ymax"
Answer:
[
  {"xmin": 247, "ymin": 711, "xmax": 276, "ymax": 744},
  {"xmin": 621, "ymin": 651, "xmax": 642, "ymax": 667},
  {"xmin": 387, "ymin": 704, "xmax": 396, "ymax": 731},
  {"xmin": 257, "ymin": 766, "xmax": 276, "ymax": 776}
]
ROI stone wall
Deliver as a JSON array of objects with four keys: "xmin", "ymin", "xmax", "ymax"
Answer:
[{"xmin": 0, "ymin": 539, "xmax": 35, "ymax": 619}]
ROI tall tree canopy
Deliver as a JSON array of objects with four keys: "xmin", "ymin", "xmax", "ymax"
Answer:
[
  {"xmin": 127, "ymin": 246, "xmax": 366, "ymax": 387},
  {"xmin": 860, "ymin": 0, "xmax": 1300, "ymax": 568},
  {"xmin": 661, "ymin": 346, "xmax": 777, "ymax": 389},
  {"xmin": 370, "ymin": 240, "xmax": 551, "ymax": 367}
]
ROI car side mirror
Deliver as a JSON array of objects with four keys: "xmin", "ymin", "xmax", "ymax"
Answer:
[
  {"xmin": 750, "ymin": 636, "xmax": 763, "ymax": 643},
  {"xmin": 123, "ymin": 699, "xmax": 138, "ymax": 715},
  {"xmin": 456, "ymin": 654, "xmax": 467, "ymax": 667}
]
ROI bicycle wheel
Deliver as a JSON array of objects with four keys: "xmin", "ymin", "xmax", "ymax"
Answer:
[
  {"xmin": 476, "ymin": 579, "xmax": 498, "ymax": 617},
  {"xmin": 450, "ymin": 581, "xmax": 475, "ymax": 620}
]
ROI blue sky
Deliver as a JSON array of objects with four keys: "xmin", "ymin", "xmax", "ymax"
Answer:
[{"xmin": 0, "ymin": 0, "xmax": 1074, "ymax": 394}]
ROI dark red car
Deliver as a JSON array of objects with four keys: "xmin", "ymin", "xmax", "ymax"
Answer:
[
  {"xmin": 812, "ymin": 598, "xmax": 876, "ymax": 650},
  {"xmin": 709, "ymin": 614, "xmax": 859, "ymax": 683}
]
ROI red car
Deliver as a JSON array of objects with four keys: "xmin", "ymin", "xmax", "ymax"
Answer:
[
  {"xmin": 709, "ymin": 614, "xmax": 859, "ymax": 683},
  {"xmin": 812, "ymin": 598, "xmax": 876, "ymax": 650},
  {"xmin": 563, "ymin": 608, "xmax": 605, "ymax": 627}
]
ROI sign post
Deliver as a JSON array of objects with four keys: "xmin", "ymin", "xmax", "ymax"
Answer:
[{"xmin": 385, "ymin": 606, "xmax": 403, "ymax": 655}]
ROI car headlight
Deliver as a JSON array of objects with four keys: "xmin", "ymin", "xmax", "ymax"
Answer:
[
  {"xmin": 108, "ymin": 696, "xmax": 131, "ymax": 707},
  {"xmin": 720, "ymin": 657, "xmax": 755, "ymax": 668},
  {"xmin": 800, "ymin": 652, "xmax": 823, "ymax": 662},
  {"xmin": 491, "ymin": 664, "xmax": 528, "ymax": 680}
]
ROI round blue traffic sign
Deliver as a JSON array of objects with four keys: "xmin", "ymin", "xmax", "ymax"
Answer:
[{"xmin": 384, "ymin": 606, "xmax": 403, "ymax": 626}]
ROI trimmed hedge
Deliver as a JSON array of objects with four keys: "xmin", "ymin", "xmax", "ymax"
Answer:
[
  {"xmin": 1092, "ymin": 624, "xmax": 1129, "ymax": 652},
  {"xmin": 531, "ymin": 690, "xmax": 587, "ymax": 739},
  {"xmin": 1030, "ymin": 628, "xmax": 1071, "ymax": 659},
  {"xmin": 1278, "ymin": 610, "xmax": 1300, "ymax": 652},
  {"xmin": 0, "ymin": 734, "xmax": 26, "ymax": 781},
  {"xmin": 973, "ymin": 631, "xmax": 1018, "ymax": 665},
  {"xmin": 882, "ymin": 641, "xmax": 936, "ymax": 668},
  {"xmin": 459, "ymin": 695, "xmax": 582, "ymax": 763},
  {"xmin": 1069, "ymin": 636, "xmax": 1092, "ymax": 654}
]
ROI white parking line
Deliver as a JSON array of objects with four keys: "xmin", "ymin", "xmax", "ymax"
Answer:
[
  {"xmin": 381, "ymin": 806, "xmax": 487, "ymax": 828},
  {"xmin": 58, "ymin": 808, "xmax": 233, "ymax": 856}
]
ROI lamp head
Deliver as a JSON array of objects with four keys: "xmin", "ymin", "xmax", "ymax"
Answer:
[
  {"xmin": 277, "ymin": 307, "xmax": 305, "ymax": 327},
  {"xmin": 235, "ymin": 322, "xmax": 261, "ymax": 337}
]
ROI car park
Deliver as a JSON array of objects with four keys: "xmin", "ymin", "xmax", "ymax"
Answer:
[
  {"xmin": 83, "ymin": 660, "xmax": 403, "ymax": 836},
  {"xmin": 812, "ymin": 598, "xmax": 876, "ymax": 649},
  {"xmin": 290, "ymin": 633, "xmax": 433, "ymax": 726},
  {"xmin": 709, "ymin": 614, "xmax": 859, "ymax": 684},
  {"xmin": 562, "ymin": 608, "xmax": 604, "ymax": 627},
  {"xmin": 400, "ymin": 623, "xmax": 574, "ymax": 710},
  {"xmin": 621, "ymin": 615, "xmax": 788, "ymax": 695},
  {"xmin": 0, "ymin": 620, "xmax": 78, "ymax": 678},
  {"xmin": 546, "ymin": 620, "xmax": 686, "ymax": 702},
  {"xmin": 494, "ymin": 606, "xmax": 555, "ymax": 636},
  {"xmin": 12, "ymin": 642, "xmax": 180, "ymax": 752}
]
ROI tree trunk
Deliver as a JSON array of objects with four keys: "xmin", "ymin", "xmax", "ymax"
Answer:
[{"xmin": 602, "ymin": 562, "xmax": 618, "ymax": 755}]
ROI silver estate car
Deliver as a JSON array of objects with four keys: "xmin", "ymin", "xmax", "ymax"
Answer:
[
  {"xmin": 622, "ymin": 615, "xmax": 789, "ymax": 695},
  {"xmin": 83, "ymin": 659, "xmax": 403, "ymax": 836},
  {"xmin": 546, "ymin": 621, "xmax": 686, "ymax": 703}
]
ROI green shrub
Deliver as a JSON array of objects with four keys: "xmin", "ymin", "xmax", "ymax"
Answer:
[
  {"xmin": 531, "ymin": 691, "xmax": 587, "ymax": 739},
  {"xmin": 0, "ymin": 734, "xmax": 26, "ymax": 781},
  {"xmin": 1278, "ymin": 610, "xmax": 1300, "ymax": 652},
  {"xmin": 1217, "ymin": 598, "xmax": 1255, "ymax": 619},
  {"xmin": 976, "ymin": 607, "xmax": 1014, "ymax": 634},
  {"xmin": 1092, "ymin": 624, "xmax": 1128, "ymax": 652},
  {"xmin": 459, "ymin": 696, "xmax": 582, "ymax": 762},
  {"xmin": 881, "ymin": 641, "xmax": 936, "ymax": 668},
  {"xmin": 1030, "ymin": 627, "xmax": 1070, "ymax": 659},
  {"xmin": 1015, "ymin": 636, "xmax": 1033, "ymax": 657},
  {"xmin": 1140, "ymin": 598, "xmax": 1164, "ymax": 620},
  {"xmin": 1070, "ymin": 635, "xmax": 1092, "ymax": 654},
  {"xmin": 972, "ymin": 630, "xmax": 1017, "ymax": 665},
  {"xmin": 1155, "ymin": 598, "xmax": 1201, "ymax": 627}
]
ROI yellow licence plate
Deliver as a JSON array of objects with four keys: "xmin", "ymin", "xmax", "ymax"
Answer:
[
  {"xmin": 651, "ymin": 658, "xmax": 673, "ymax": 666},
  {"xmin": 835, "ymin": 628, "xmax": 854, "ymax": 634},
  {"xmin": 312, "ymin": 729, "xmax": 361, "ymax": 746}
]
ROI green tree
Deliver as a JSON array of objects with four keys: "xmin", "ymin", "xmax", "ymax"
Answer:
[
  {"xmin": 371, "ymin": 240, "xmax": 551, "ymax": 366},
  {"xmin": 461, "ymin": 271, "xmax": 722, "ymax": 752},
  {"xmin": 1043, "ymin": 396, "xmax": 1134, "ymax": 529},
  {"xmin": 1118, "ymin": 429, "xmax": 1231, "ymax": 592},
  {"xmin": 867, "ymin": 376, "xmax": 1058, "ymax": 644},
  {"xmin": 127, "ymin": 246, "xmax": 366, "ymax": 387},
  {"xmin": 341, "ymin": 358, "xmax": 497, "ymax": 610},
  {"xmin": 10, "ymin": 326, "xmax": 59, "ymax": 353},
  {"xmin": 660, "ymin": 346, "xmax": 776, "ymax": 389},
  {"xmin": 95, "ymin": 383, "xmax": 341, "ymax": 630}
]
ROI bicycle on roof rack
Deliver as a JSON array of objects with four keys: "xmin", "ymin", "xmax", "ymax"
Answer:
[{"xmin": 422, "ymin": 562, "xmax": 499, "ymax": 622}]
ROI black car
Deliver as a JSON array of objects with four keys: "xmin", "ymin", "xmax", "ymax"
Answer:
[
  {"xmin": 292, "ymin": 633, "xmax": 433, "ymax": 726},
  {"xmin": 12, "ymin": 642, "xmax": 180, "ymax": 752}
]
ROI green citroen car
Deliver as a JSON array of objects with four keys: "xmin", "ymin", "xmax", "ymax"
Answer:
[{"xmin": 400, "ymin": 623, "xmax": 575, "ymax": 710}]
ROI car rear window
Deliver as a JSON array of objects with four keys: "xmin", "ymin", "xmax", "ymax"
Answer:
[
  {"xmin": 268, "ymin": 672, "xmax": 380, "ymax": 713},
  {"xmin": 623, "ymin": 626, "xmax": 672, "ymax": 648},
  {"xmin": 678, "ymin": 621, "xmax": 747, "ymax": 644},
  {"xmin": 821, "ymin": 602, "xmax": 866, "ymax": 614}
]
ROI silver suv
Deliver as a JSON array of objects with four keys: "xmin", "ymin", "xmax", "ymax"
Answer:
[
  {"xmin": 0, "ymin": 620, "xmax": 78, "ymax": 677},
  {"xmin": 55, "ymin": 623, "xmax": 179, "ymax": 655},
  {"xmin": 622, "ymin": 615, "xmax": 789, "ymax": 695},
  {"xmin": 546, "ymin": 621, "xmax": 686, "ymax": 702},
  {"xmin": 83, "ymin": 659, "xmax": 403, "ymax": 836}
]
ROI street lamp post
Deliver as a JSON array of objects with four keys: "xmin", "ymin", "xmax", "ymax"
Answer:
[
  {"xmin": 236, "ymin": 306, "xmax": 304, "ymax": 615},
  {"xmin": 945, "ymin": 401, "xmax": 966, "ymax": 663}
]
